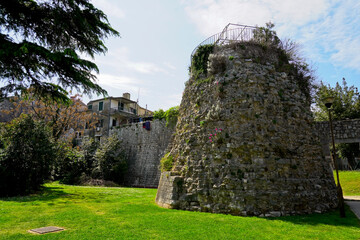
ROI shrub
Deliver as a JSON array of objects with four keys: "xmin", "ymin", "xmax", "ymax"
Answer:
[
  {"xmin": 160, "ymin": 153, "xmax": 173, "ymax": 172},
  {"xmin": 53, "ymin": 137, "xmax": 100, "ymax": 185},
  {"xmin": 54, "ymin": 143, "xmax": 84, "ymax": 185},
  {"xmin": 80, "ymin": 136, "xmax": 100, "ymax": 177},
  {"xmin": 95, "ymin": 136, "xmax": 127, "ymax": 184},
  {"xmin": 0, "ymin": 115, "xmax": 55, "ymax": 197}
]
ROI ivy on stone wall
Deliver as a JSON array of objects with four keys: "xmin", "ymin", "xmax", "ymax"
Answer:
[{"xmin": 191, "ymin": 44, "xmax": 214, "ymax": 76}]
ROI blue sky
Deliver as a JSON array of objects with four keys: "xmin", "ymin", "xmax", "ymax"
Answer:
[{"xmin": 86, "ymin": 0, "xmax": 360, "ymax": 111}]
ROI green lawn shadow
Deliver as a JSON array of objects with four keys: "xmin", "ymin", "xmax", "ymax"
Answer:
[
  {"xmin": 0, "ymin": 185, "xmax": 73, "ymax": 202},
  {"xmin": 265, "ymin": 205, "xmax": 360, "ymax": 228}
]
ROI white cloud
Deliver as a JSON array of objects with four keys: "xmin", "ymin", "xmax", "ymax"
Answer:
[
  {"xmin": 91, "ymin": 0, "xmax": 125, "ymax": 19},
  {"xmin": 182, "ymin": 0, "xmax": 360, "ymax": 72},
  {"xmin": 182, "ymin": 0, "xmax": 329, "ymax": 37},
  {"xmin": 96, "ymin": 47, "xmax": 169, "ymax": 75},
  {"xmin": 125, "ymin": 62, "xmax": 166, "ymax": 74},
  {"xmin": 96, "ymin": 73, "xmax": 145, "ymax": 94},
  {"xmin": 298, "ymin": 0, "xmax": 360, "ymax": 70},
  {"xmin": 163, "ymin": 62, "xmax": 177, "ymax": 70},
  {"xmin": 157, "ymin": 93, "xmax": 183, "ymax": 110}
]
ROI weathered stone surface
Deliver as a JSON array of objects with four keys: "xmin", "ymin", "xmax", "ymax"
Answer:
[
  {"xmin": 156, "ymin": 43, "xmax": 338, "ymax": 216},
  {"xmin": 155, "ymin": 172, "xmax": 184, "ymax": 208},
  {"xmin": 111, "ymin": 120, "xmax": 174, "ymax": 188}
]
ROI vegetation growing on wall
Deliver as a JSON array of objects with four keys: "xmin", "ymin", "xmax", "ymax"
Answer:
[
  {"xmin": 254, "ymin": 23, "xmax": 315, "ymax": 104},
  {"xmin": 191, "ymin": 22, "xmax": 315, "ymax": 103},
  {"xmin": 190, "ymin": 44, "xmax": 214, "ymax": 76},
  {"xmin": 252, "ymin": 22, "xmax": 315, "ymax": 104},
  {"xmin": 160, "ymin": 152, "xmax": 173, "ymax": 172}
]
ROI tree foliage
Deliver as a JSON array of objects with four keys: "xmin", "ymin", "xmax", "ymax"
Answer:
[
  {"xmin": 153, "ymin": 106, "xmax": 179, "ymax": 127},
  {"xmin": 313, "ymin": 78, "xmax": 360, "ymax": 121},
  {"xmin": 0, "ymin": 115, "xmax": 55, "ymax": 197},
  {"xmin": 0, "ymin": 0, "xmax": 119, "ymax": 103},
  {"xmin": 313, "ymin": 78, "xmax": 360, "ymax": 168},
  {"xmin": 1, "ymin": 91, "xmax": 98, "ymax": 141}
]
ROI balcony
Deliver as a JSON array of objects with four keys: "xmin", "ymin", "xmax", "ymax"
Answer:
[{"xmin": 110, "ymin": 107, "xmax": 137, "ymax": 116}]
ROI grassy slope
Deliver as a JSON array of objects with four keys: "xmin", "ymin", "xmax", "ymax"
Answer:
[
  {"xmin": 338, "ymin": 170, "xmax": 360, "ymax": 196},
  {"xmin": 0, "ymin": 183, "xmax": 359, "ymax": 240}
]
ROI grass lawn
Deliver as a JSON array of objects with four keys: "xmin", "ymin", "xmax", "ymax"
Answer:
[
  {"xmin": 0, "ymin": 183, "xmax": 359, "ymax": 240},
  {"xmin": 338, "ymin": 170, "xmax": 360, "ymax": 196}
]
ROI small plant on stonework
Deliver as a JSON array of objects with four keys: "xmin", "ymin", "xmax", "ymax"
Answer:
[
  {"xmin": 200, "ymin": 121, "xmax": 205, "ymax": 127},
  {"xmin": 208, "ymin": 128, "xmax": 223, "ymax": 143},
  {"xmin": 229, "ymin": 56, "xmax": 234, "ymax": 61},
  {"xmin": 160, "ymin": 153, "xmax": 173, "ymax": 172}
]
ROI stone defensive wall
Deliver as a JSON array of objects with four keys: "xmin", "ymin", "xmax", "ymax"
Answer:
[
  {"xmin": 156, "ymin": 42, "xmax": 338, "ymax": 216},
  {"xmin": 315, "ymin": 119, "xmax": 360, "ymax": 144},
  {"xmin": 112, "ymin": 117, "xmax": 359, "ymax": 189},
  {"xmin": 111, "ymin": 120, "xmax": 174, "ymax": 188}
]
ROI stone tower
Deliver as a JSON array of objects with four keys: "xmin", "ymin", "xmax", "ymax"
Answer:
[{"xmin": 155, "ymin": 42, "xmax": 337, "ymax": 217}]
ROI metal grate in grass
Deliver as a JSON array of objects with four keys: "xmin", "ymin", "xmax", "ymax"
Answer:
[{"xmin": 28, "ymin": 226, "xmax": 65, "ymax": 234}]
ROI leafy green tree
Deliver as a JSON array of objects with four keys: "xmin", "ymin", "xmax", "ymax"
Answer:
[
  {"xmin": 0, "ymin": 115, "xmax": 56, "ymax": 196},
  {"xmin": 0, "ymin": 0, "xmax": 119, "ymax": 103},
  {"xmin": 313, "ymin": 78, "xmax": 360, "ymax": 168},
  {"xmin": 164, "ymin": 106, "xmax": 179, "ymax": 127},
  {"xmin": 314, "ymin": 78, "xmax": 360, "ymax": 121},
  {"xmin": 153, "ymin": 109, "xmax": 166, "ymax": 120},
  {"xmin": 153, "ymin": 106, "xmax": 179, "ymax": 127}
]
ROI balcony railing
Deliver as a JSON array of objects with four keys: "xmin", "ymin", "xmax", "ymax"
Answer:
[
  {"xmin": 111, "ymin": 107, "xmax": 137, "ymax": 115},
  {"xmin": 191, "ymin": 23, "xmax": 258, "ymax": 62}
]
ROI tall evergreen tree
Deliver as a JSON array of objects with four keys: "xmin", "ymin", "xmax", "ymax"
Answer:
[{"xmin": 0, "ymin": 0, "xmax": 119, "ymax": 103}]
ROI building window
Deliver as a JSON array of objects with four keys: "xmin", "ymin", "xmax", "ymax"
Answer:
[
  {"xmin": 99, "ymin": 101, "xmax": 103, "ymax": 111},
  {"xmin": 96, "ymin": 119, "xmax": 104, "ymax": 127},
  {"xmin": 131, "ymin": 108, "xmax": 137, "ymax": 115},
  {"xmin": 112, "ymin": 118, "xmax": 117, "ymax": 127},
  {"xmin": 76, "ymin": 132, "xmax": 82, "ymax": 139},
  {"xmin": 88, "ymin": 105, "xmax": 92, "ymax": 110},
  {"xmin": 118, "ymin": 102, "xmax": 124, "ymax": 111}
]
